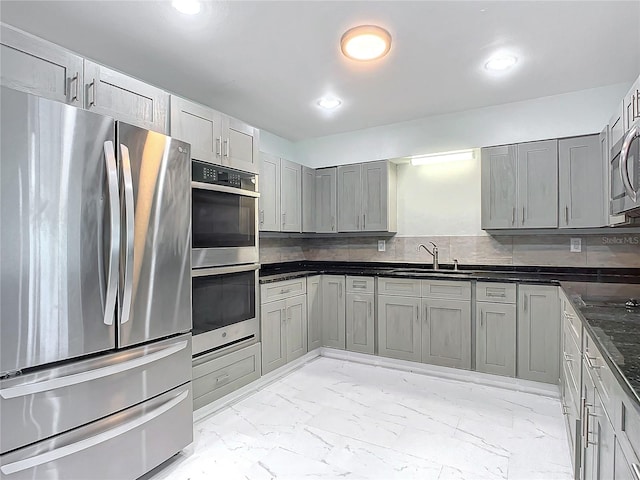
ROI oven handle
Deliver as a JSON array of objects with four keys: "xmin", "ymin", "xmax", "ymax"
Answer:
[
  {"xmin": 192, "ymin": 264, "xmax": 260, "ymax": 277},
  {"xmin": 620, "ymin": 124, "xmax": 639, "ymax": 202},
  {"xmin": 192, "ymin": 181, "xmax": 260, "ymax": 198}
]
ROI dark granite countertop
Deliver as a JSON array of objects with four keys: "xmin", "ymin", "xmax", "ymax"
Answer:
[{"xmin": 561, "ymin": 281, "xmax": 640, "ymax": 406}]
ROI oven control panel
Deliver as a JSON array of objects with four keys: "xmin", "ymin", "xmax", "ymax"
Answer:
[{"xmin": 192, "ymin": 160, "xmax": 257, "ymax": 192}]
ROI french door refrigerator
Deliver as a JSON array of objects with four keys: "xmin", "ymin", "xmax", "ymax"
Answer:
[{"xmin": 0, "ymin": 86, "xmax": 193, "ymax": 479}]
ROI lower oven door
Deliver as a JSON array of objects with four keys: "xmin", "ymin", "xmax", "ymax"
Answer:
[
  {"xmin": 192, "ymin": 182, "xmax": 259, "ymax": 268},
  {"xmin": 192, "ymin": 264, "xmax": 259, "ymax": 356}
]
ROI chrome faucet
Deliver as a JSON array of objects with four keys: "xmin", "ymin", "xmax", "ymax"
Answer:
[{"xmin": 417, "ymin": 242, "xmax": 439, "ymax": 270}]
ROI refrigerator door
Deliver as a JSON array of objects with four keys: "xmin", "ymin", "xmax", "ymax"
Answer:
[
  {"xmin": 0, "ymin": 87, "xmax": 118, "ymax": 375},
  {"xmin": 116, "ymin": 122, "xmax": 192, "ymax": 348}
]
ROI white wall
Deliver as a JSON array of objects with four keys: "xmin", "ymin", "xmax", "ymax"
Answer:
[
  {"xmin": 259, "ymin": 129, "xmax": 297, "ymax": 160},
  {"xmin": 295, "ymin": 83, "xmax": 629, "ymax": 168},
  {"xmin": 396, "ymin": 155, "xmax": 483, "ymax": 236}
]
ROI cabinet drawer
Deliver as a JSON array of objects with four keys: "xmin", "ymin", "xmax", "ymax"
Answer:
[
  {"xmin": 260, "ymin": 277, "xmax": 307, "ymax": 303},
  {"xmin": 562, "ymin": 320, "xmax": 581, "ymax": 398},
  {"xmin": 584, "ymin": 331, "xmax": 617, "ymax": 419},
  {"xmin": 422, "ymin": 280, "xmax": 471, "ymax": 300},
  {"xmin": 476, "ymin": 282, "xmax": 516, "ymax": 303},
  {"xmin": 346, "ymin": 276, "xmax": 375, "ymax": 294},
  {"xmin": 192, "ymin": 343, "xmax": 261, "ymax": 410},
  {"xmin": 377, "ymin": 277, "xmax": 421, "ymax": 297}
]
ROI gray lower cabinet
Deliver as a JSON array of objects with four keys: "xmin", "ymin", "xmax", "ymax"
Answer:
[
  {"xmin": 84, "ymin": 60, "xmax": 169, "ymax": 133},
  {"xmin": 476, "ymin": 302, "xmax": 516, "ymax": 376},
  {"xmin": 302, "ymin": 166, "xmax": 316, "ymax": 232},
  {"xmin": 285, "ymin": 295, "xmax": 308, "ymax": 363},
  {"xmin": 517, "ymin": 284, "xmax": 560, "ymax": 384},
  {"xmin": 307, "ymin": 276, "xmax": 322, "ymax": 351},
  {"xmin": 422, "ymin": 298, "xmax": 471, "ymax": 369},
  {"xmin": 316, "ymin": 167, "xmax": 337, "ymax": 233},
  {"xmin": 261, "ymin": 299, "xmax": 287, "ymax": 374},
  {"xmin": 321, "ymin": 275, "xmax": 346, "ymax": 349},
  {"xmin": 192, "ymin": 343, "xmax": 262, "ymax": 410},
  {"xmin": 589, "ymin": 388, "xmax": 616, "ymax": 480},
  {"xmin": 346, "ymin": 293, "xmax": 374, "ymax": 354},
  {"xmin": 559, "ymin": 135, "xmax": 606, "ymax": 228},
  {"xmin": 614, "ymin": 438, "xmax": 640, "ymax": 480},
  {"xmin": 259, "ymin": 153, "xmax": 281, "ymax": 231},
  {"xmin": 1, "ymin": 23, "xmax": 84, "ymax": 107},
  {"xmin": 377, "ymin": 295, "xmax": 421, "ymax": 362}
]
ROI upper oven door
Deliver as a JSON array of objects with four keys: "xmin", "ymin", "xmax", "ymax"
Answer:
[{"xmin": 192, "ymin": 182, "xmax": 259, "ymax": 267}]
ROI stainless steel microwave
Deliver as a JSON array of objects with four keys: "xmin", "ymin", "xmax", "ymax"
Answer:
[
  {"xmin": 611, "ymin": 119, "xmax": 640, "ymax": 217},
  {"xmin": 191, "ymin": 161, "xmax": 260, "ymax": 268}
]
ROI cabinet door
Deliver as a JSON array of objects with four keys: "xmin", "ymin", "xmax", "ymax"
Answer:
[
  {"xmin": 307, "ymin": 276, "xmax": 322, "ymax": 351},
  {"xmin": 591, "ymin": 388, "xmax": 616, "ymax": 480},
  {"xmin": 610, "ymin": 103, "xmax": 626, "ymax": 148},
  {"xmin": 261, "ymin": 300, "xmax": 287, "ymax": 374},
  {"xmin": 583, "ymin": 364, "xmax": 597, "ymax": 480},
  {"xmin": 517, "ymin": 285, "xmax": 560, "ymax": 384},
  {"xmin": 170, "ymin": 96, "xmax": 222, "ymax": 164},
  {"xmin": 346, "ymin": 293, "xmax": 374, "ymax": 355},
  {"xmin": 623, "ymin": 78, "xmax": 639, "ymax": 133},
  {"xmin": 285, "ymin": 295, "xmax": 308, "ymax": 363},
  {"xmin": 316, "ymin": 168, "xmax": 337, "ymax": 233},
  {"xmin": 614, "ymin": 438, "xmax": 640, "ymax": 480},
  {"xmin": 302, "ymin": 166, "xmax": 316, "ymax": 232},
  {"xmin": 361, "ymin": 160, "xmax": 388, "ymax": 231},
  {"xmin": 223, "ymin": 116, "xmax": 259, "ymax": 174},
  {"xmin": 280, "ymin": 159, "xmax": 302, "ymax": 232},
  {"xmin": 481, "ymin": 145, "xmax": 518, "ymax": 229},
  {"xmin": 259, "ymin": 153, "xmax": 281, "ymax": 231},
  {"xmin": 337, "ymin": 164, "xmax": 362, "ymax": 232},
  {"xmin": 422, "ymin": 299, "xmax": 471, "ymax": 369},
  {"xmin": 559, "ymin": 135, "xmax": 606, "ymax": 228},
  {"xmin": 1, "ymin": 24, "xmax": 83, "ymax": 106},
  {"xmin": 377, "ymin": 295, "xmax": 421, "ymax": 362},
  {"xmin": 476, "ymin": 302, "xmax": 516, "ymax": 377},
  {"xmin": 321, "ymin": 276, "xmax": 346, "ymax": 349},
  {"xmin": 517, "ymin": 140, "xmax": 559, "ymax": 228},
  {"xmin": 83, "ymin": 60, "xmax": 169, "ymax": 133}
]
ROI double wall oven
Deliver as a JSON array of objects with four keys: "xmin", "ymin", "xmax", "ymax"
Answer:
[{"xmin": 191, "ymin": 160, "xmax": 260, "ymax": 356}]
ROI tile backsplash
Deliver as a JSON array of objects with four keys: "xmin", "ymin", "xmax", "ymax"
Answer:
[{"xmin": 259, "ymin": 234, "xmax": 640, "ymax": 268}]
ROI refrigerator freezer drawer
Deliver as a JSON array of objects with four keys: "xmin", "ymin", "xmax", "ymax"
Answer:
[
  {"xmin": 0, "ymin": 383, "xmax": 192, "ymax": 480},
  {"xmin": 0, "ymin": 334, "xmax": 191, "ymax": 454}
]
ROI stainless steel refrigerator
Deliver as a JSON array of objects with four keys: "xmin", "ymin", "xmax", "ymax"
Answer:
[{"xmin": 0, "ymin": 86, "xmax": 193, "ymax": 479}]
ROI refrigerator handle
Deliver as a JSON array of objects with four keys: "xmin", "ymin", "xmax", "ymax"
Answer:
[
  {"xmin": 103, "ymin": 141, "xmax": 120, "ymax": 326},
  {"xmin": 119, "ymin": 144, "xmax": 135, "ymax": 325}
]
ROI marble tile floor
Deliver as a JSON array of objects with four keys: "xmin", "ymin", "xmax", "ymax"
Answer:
[{"xmin": 145, "ymin": 357, "xmax": 573, "ymax": 480}]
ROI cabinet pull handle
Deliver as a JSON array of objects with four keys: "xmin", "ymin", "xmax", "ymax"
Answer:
[
  {"xmin": 585, "ymin": 355, "xmax": 601, "ymax": 370},
  {"xmin": 631, "ymin": 464, "xmax": 640, "ymax": 480},
  {"xmin": 565, "ymin": 206, "xmax": 569, "ymax": 225},
  {"xmin": 331, "ymin": 216, "xmax": 335, "ymax": 231},
  {"xmin": 480, "ymin": 309, "xmax": 484, "ymax": 327},
  {"xmin": 363, "ymin": 214, "xmax": 366, "ymax": 229},
  {"xmin": 339, "ymin": 283, "xmax": 343, "ymax": 299},
  {"xmin": 523, "ymin": 294, "xmax": 528, "ymax": 312},
  {"xmin": 357, "ymin": 215, "xmax": 360, "ymax": 230},
  {"xmin": 282, "ymin": 213, "xmax": 286, "ymax": 227},
  {"xmin": 369, "ymin": 301, "xmax": 372, "ymax": 317},
  {"xmin": 281, "ymin": 308, "xmax": 286, "ymax": 322},
  {"xmin": 88, "ymin": 79, "xmax": 96, "ymax": 107},
  {"xmin": 215, "ymin": 373, "xmax": 229, "ymax": 384},
  {"xmin": 512, "ymin": 207, "xmax": 515, "ymax": 225},
  {"xmin": 522, "ymin": 207, "xmax": 525, "ymax": 225},
  {"xmin": 224, "ymin": 138, "xmax": 230, "ymax": 158},
  {"xmin": 635, "ymin": 90, "xmax": 640, "ymax": 120},
  {"xmin": 561, "ymin": 404, "xmax": 568, "ymax": 415},
  {"xmin": 70, "ymin": 72, "xmax": 79, "ymax": 101},
  {"xmin": 416, "ymin": 305, "xmax": 419, "ymax": 320},
  {"xmin": 260, "ymin": 210, "xmax": 265, "ymax": 225},
  {"xmin": 216, "ymin": 137, "xmax": 221, "ymax": 156}
]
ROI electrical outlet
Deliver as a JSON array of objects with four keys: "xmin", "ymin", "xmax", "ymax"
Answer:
[
  {"xmin": 570, "ymin": 238, "xmax": 582, "ymax": 253},
  {"xmin": 378, "ymin": 240, "xmax": 386, "ymax": 252}
]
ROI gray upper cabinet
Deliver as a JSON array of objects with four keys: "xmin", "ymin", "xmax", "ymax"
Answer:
[
  {"xmin": 377, "ymin": 295, "xmax": 421, "ymax": 362},
  {"xmin": 559, "ymin": 135, "xmax": 606, "ymax": 228},
  {"xmin": 259, "ymin": 153, "xmax": 281, "ymax": 231},
  {"xmin": 223, "ymin": 116, "xmax": 259, "ymax": 174},
  {"xmin": 422, "ymin": 298, "xmax": 471, "ymax": 369},
  {"xmin": 337, "ymin": 164, "xmax": 362, "ymax": 232},
  {"xmin": 285, "ymin": 295, "xmax": 308, "ymax": 363},
  {"xmin": 517, "ymin": 139, "xmax": 558, "ymax": 228},
  {"xmin": 84, "ymin": 60, "xmax": 169, "ymax": 134},
  {"xmin": 623, "ymin": 76, "xmax": 639, "ymax": 134},
  {"xmin": 260, "ymin": 299, "xmax": 287, "ymax": 374},
  {"xmin": 346, "ymin": 293, "xmax": 375, "ymax": 355},
  {"xmin": 302, "ymin": 166, "xmax": 316, "ymax": 232},
  {"xmin": 481, "ymin": 145, "xmax": 518, "ymax": 229},
  {"xmin": 316, "ymin": 167, "xmax": 337, "ymax": 233},
  {"xmin": 281, "ymin": 159, "xmax": 302, "ymax": 232},
  {"xmin": 1, "ymin": 23, "xmax": 83, "ymax": 107},
  {"xmin": 321, "ymin": 275, "xmax": 346, "ymax": 349},
  {"xmin": 170, "ymin": 96, "xmax": 223, "ymax": 164},
  {"xmin": 517, "ymin": 284, "xmax": 560, "ymax": 384},
  {"xmin": 337, "ymin": 161, "xmax": 397, "ymax": 233},
  {"xmin": 307, "ymin": 276, "xmax": 322, "ymax": 351},
  {"xmin": 476, "ymin": 302, "xmax": 516, "ymax": 377}
]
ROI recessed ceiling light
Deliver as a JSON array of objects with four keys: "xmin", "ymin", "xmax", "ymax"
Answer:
[
  {"xmin": 317, "ymin": 97, "xmax": 342, "ymax": 110},
  {"xmin": 341, "ymin": 25, "xmax": 392, "ymax": 61},
  {"xmin": 484, "ymin": 55, "xmax": 518, "ymax": 72},
  {"xmin": 172, "ymin": 0, "xmax": 201, "ymax": 15}
]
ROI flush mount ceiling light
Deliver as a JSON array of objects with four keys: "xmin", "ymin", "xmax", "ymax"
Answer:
[
  {"xmin": 340, "ymin": 25, "xmax": 392, "ymax": 61},
  {"xmin": 410, "ymin": 149, "xmax": 475, "ymax": 166},
  {"xmin": 484, "ymin": 54, "xmax": 518, "ymax": 72},
  {"xmin": 172, "ymin": 0, "xmax": 201, "ymax": 15},
  {"xmin": 317, "ymin": 97, "xmax": 342, "ymax": 110}
]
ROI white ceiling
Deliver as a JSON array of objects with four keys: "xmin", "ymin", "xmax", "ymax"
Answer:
[{"xmin": 1, "ymin": 1, "xmax": 639, "ymax": 141}]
